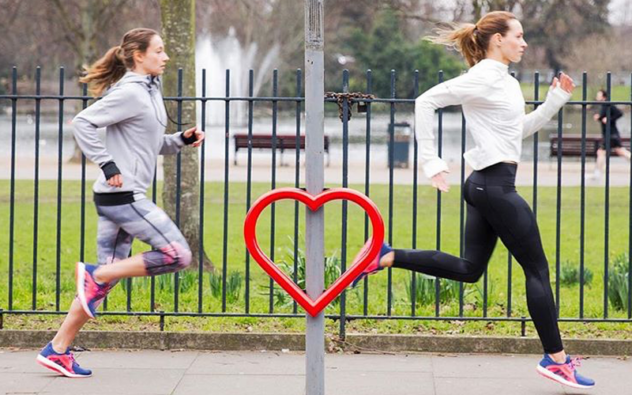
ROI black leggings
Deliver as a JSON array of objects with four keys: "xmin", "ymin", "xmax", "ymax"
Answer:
[{"xmin": 394, "ymin": 162, "xmax": 563, "ymax": 354}]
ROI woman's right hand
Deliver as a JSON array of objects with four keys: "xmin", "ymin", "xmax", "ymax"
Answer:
[
  {"xmin": 551, "ymin": 72, "xmax": 575, "ymax": 94},
  {"xmin": 431, "ymin": 172, "xmax": 450, "ymax": 193},
  {"xmin": 101, "ymin": 161, "xmax": 123, "ymax": 188},
  {"xmin": 107, "ymin": 174, "xmax": 123, "ymax": 188}
]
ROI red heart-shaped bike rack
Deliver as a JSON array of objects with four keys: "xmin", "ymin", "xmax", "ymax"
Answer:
[{"xmin": 244, "ymin": 187, "xmax": 385, "ymax": 317}]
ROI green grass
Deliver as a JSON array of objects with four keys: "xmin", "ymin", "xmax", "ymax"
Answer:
[{"xmin": 1, "ymin": 180, "xmax": 631, "ymax": 339}]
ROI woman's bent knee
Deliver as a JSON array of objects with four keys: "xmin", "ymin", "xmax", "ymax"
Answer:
[
  {"xmin": 143, "ymin": 241, "xmax": 192, "ymax": 275},
  {"xmin": 166, "ymin": 241, "xmax": 192, "ymax": 271}
]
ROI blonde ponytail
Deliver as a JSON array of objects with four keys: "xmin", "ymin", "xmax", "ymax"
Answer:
[{"xmin": 426, "ymin": 11, "xmax": 516, "ymax": 67}]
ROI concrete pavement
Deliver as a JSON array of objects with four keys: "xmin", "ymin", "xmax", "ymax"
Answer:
[
  {"xmin": 1, "ymin": 348, "xmax": 629, "ymax": 395},
  {"xmin": 2, "ymin": 155, "xmax": 631, "ymax": 187}
]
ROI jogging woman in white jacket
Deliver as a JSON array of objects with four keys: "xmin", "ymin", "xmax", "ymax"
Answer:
[{"xmin": 352, "ymin": 11, "xmax": 594, "ymax": 389}]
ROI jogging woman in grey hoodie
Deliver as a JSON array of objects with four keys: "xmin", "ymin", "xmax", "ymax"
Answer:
[{"xmin": 37, "ymin": 28, "xmax": 204, "ymax": 378}]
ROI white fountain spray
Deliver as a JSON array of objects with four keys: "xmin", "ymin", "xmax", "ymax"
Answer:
[{"xmin": 195, "ymin": 27, "xmax": 281, "ymax": 127}]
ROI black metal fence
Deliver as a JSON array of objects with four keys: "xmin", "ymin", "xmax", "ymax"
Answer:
[{"xmin": 1, "ymin": 66, "xmax": 631, "ymax": 338}]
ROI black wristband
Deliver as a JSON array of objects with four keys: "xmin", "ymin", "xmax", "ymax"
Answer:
[
  {"xmin": 100, "ymin": 161, "xmax": 121, "ymax": 180},
  {"xmin": 180, "ymin": 131, "xmax": 197, "ymax": 145}
]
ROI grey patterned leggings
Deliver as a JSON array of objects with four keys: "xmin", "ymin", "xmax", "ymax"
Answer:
[{"xmin": 95, "ymin": 198, "xmax": 192, "ymax": 276}]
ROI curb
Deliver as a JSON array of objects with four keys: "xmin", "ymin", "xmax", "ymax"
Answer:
[{"xmin": 1, "ymin": 330, "xmax": 631, "ymax": 356}]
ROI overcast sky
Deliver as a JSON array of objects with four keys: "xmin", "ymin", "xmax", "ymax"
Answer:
[{"xmin": 609, "ymin": 0, "xmax": 632, "ymax": 25}]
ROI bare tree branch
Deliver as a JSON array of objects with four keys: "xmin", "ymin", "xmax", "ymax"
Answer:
[
  {"xmin": 50, "ymin": 0, "xmax": 84, "ymax": 43},
  {"xmin": 97, "ymin": 0, "xmax": 130, "ymax": 31},
  {"xmin": 396, "ymin": 12, "xmax": 441, "ymax": 24},
  {"xmin": 0, "ymin": 0, "xmax": 24, "ymax": 30},
  {"xmin": 61, "ymin": 31, "xmax": 84, "ymax": 57}
]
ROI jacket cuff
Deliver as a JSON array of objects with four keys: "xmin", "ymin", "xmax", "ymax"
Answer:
[
  {"xmin": 422, "ymin": 158, "xmax": 449, "ymax": 179},
  {"xmin": 100, "ymin": 161, "xmax": 121, "ymax": 180},
  {"xmin": 180, "ymin": 131, "xmax": 197, "ymax": 145},
  {"xmin": 547, "ymin": 86, "xmax": 572, "ymax": 106}
]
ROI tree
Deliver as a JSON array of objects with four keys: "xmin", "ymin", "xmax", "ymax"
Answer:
[
  {"xmin": 0, "ymin": 0, "xmax": 160, "ymax": 83},
  {"xmin": 36, "ymin": 0, "xmax": 160, "ymax": 162},
  {"xmin": 417, "ymin": 0, "xmax": 612, "ymax": 75},
  {"xmin": 561, "ymin": 25, "xmax": 631, "ymax": 89},
  {"xmin": 0, "ymin": 0, "xmax": 22, "ymax": 94},
  {"xmin": 160, "ymin": 0, "xmax": 214, "ymax": 271},
  {"xmin": 342, "ymin": 7, "xmax": 465, "ymax": 98},
  {"xmin": 469, "ymin": 0, "xmax": 611, "ymax": 74},
  {"xmin": 49, "ymin": 0, "xmax": 132, "ymax": 162},
  {"xmin": 471, "ymin": 0, "xmax": 521, "ymax": 19},
  {"xmin": 521, "ymin": 0, "xmax": 610, "ymax": 74}
]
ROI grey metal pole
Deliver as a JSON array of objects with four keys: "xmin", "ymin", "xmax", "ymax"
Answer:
[{"xmin": 305, "ymin": 1, "xmax": 325, "ymax": 394}]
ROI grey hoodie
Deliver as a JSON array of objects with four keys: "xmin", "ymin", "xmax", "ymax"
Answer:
[{"xmin": 72, "ymin": 71, "xmax": 185, "ymax": 198}]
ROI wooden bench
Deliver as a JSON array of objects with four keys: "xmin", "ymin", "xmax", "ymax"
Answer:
[
  {"xmin": 233, "ymin": 134, "xmax": 330, "ymax": 166},
  {"xmin": 549, "ymin": 134, "xmax": 630, "ymax": 157}
]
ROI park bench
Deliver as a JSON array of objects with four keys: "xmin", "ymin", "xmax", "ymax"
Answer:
[
  {"xmin": 233, "ymin": 133, "xmax": 330, "ymax": 166},
  {"xmin": 549, "ymin": 134, "xmax": 630, "ymax": 157}
]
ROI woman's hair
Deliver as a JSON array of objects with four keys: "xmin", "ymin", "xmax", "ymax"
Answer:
[
  {"xmin": 80, "ymin": 28, "xmax": 159, "ymax": 96},
  {"xmin": 426, "ymin": 11, "xmax": 517, "ymax": 67}
]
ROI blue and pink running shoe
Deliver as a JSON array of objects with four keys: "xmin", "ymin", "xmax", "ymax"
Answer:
[
  {"xmin": 76, "ymin": 262, "xmax": 110, "ymax": 319},
  {"xmin": 351, "ymin": 241, "xmax": 393, "ymax": 288},
  {"xmin": 36, "ymin": 342, "xmax": 92, "ymax": 378},
  {"xmin": 537, "ymin": 354, "xmax": 595, "ymax": 389}
]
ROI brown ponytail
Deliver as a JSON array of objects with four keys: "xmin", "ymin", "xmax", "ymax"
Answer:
[
  {"xmin": 80, "ymin": 28, "xmax": 159, "ymax": 96},
  {"xmin": 426, "ymin": 11, "xmax": 517, "ymax": 67}
]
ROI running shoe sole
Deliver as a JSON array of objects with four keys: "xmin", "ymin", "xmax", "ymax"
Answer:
[
  {"xmin": 536, "ymin": 364, "xmax": 594, "ymax": 389},
  {"xmin": 75, "ymin": 262, "xmax": 95, "ymax": 319},
  {"xmin": 36, "ymin": 354, "xmax": 91, "ymax": 378}
]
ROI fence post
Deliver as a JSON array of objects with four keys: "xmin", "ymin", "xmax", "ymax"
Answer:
[{"xmin": 305, "ymin": 1, "xmax": 325, "ymax": 394}]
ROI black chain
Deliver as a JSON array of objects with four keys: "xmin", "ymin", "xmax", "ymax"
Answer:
[{"xmin": 325, "ymin": 92, "xmax": 375, "ymax": 122}]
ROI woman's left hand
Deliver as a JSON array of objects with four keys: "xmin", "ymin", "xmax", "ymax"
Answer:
[
  {"xmin": 551, "ymin": 72, "xmax": 575, "ymax": 94},
  {"xmin": 183, "ymin": 126, "xmax": 205, "ymax": 147}
]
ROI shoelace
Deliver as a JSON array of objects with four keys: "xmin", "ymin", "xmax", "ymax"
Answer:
[
  {"xmin": 67, "ymin": 352, "xmax": 77, "ymax": 367},
  {"xmin": 567, "ymin": 356, "xmax": 583, "ymax": 370}
]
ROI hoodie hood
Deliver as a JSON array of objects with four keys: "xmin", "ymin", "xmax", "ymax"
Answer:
[
  {"xmin": 109, "ymin": 71, "xmax": 161, "ymax": 94},
  {"xmin": 109, "ymin": 71, "xmax": 166, "ymax": 128}
]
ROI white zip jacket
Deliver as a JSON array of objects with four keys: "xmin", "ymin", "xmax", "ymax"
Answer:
[{"xmin": 414, "ymin": 58, "xmax": 572, "ymax": 178}]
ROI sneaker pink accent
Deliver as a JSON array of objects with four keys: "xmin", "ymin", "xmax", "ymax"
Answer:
[
  {"xmin": 76, "ymin": 262, "xmax": 110, "ymax": 318},
  {"xmin": 351, "ymin": 240, "xmax": 383, "ymax": 287}
]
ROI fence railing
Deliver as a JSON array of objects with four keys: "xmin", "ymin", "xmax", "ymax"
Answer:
[{"xmin": 1, "ymin": 66, "xmax": 631, "ymax": 339}]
